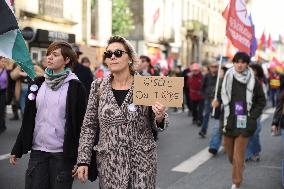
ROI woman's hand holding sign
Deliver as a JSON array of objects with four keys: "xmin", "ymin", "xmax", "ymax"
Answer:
[{"xmin": 152, "ymin": 102, "xmax": 166, "ymax": 123}]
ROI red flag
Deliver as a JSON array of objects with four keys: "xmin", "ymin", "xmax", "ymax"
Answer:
[
  {"xmin": 267, "ymin": 34, "xmax": 271, "ymax": 48},
  {"xmin": 267, "ymin": 33, "xmax": 275, "ymax": 52},
  {"xmin": 257, "ymin": 31, "xmax": 266, "ymax": 51},
  {"xmin": 153, "ymin": 8, "xmax": 160, "ymax": 24},
  {"xmin": 223, "ymin": 0, "xmax": 254, "ymax": 54},
  {"xmin": 226, "ymin": 39, "xmax": 237, "ymax": 59},
  {"xmin": 222, "ymin": 3, "xmax": 229, "ymax": 19},
  {"xmin": 167, "ymin": 52, "xmax": 173, "ymax": 69}
]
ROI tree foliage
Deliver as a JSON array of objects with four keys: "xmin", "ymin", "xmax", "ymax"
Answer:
[
  {"xmin": 91, "ymin": 0, "xmax": 96, "ymax": 10},
  {"xmin": 112, "ymin": 0, "xmax": 134, "ymax": 36}
]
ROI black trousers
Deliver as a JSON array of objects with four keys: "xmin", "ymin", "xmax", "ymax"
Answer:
[
  {"xmin": 191, "ymin": 100, "xmax": 204, "ymax": 123},
  {"xmin": 183, "ymin": 88, "xmax": 191, "ymax": 111},
  {"xmin": 25, "ymin": 150, "xmax": 74, "ymax": 189},
  {"xmin": 0, "ymin": 90, "xmax": 6, "ymax": 132}
]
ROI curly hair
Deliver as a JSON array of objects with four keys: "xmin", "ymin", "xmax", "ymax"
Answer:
[{"xmin": 104, "ymin": 35, "xmax": 138, "ymax": 75}]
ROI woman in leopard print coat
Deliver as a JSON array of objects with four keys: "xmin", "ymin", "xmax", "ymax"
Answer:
[{"xmin": 76, "ymin": 36, "xmax": 169, "ymax": 189}]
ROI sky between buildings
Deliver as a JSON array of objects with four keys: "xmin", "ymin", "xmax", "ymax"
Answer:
[
  {"xmin": 222, "ymin": 0, "xmax": 283, "ymax": 40},
  {"xmin": 250, "ymin": 0, "xmax": 283, "ymax": 40}
]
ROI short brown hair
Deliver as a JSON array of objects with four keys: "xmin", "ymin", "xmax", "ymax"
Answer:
[
  {"xmin": 140, "ymin": 55, "xmax": 151, "ymax": 64},
  {"xmin": 47, "ymin": 41, "xmax": 77, "ymax": 69},
  {"xmin": 104, "ymin": 36, "xmax": 137, "ymax": 74}
]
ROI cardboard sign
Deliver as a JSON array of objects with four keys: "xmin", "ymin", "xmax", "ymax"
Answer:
[{"xmin": 133, "ymin": 76, "xmax": 184, "ymax": 107}]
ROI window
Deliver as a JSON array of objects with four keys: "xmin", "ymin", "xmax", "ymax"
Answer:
[
  {"xmin": 41, "ymin": 49, "xmax": 47, "ymax": 58},
  {"xmin": 31, "ymin": 52, "xmax": 38, "ymax": 62},
  {"xmin": 91, "ymin": 0, "xmax": 99, "ymax": 39},
  {"xmin": 39, "ymin": 0, "xmax": 63, "ymax": 18}
]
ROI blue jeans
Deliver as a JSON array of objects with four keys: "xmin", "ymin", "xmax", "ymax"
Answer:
[
  {"xmin": 270, "ymin": 88, "xmax": 280, "ymax": 107},
  {"xmin": 245, "ymin": 118, "xmax": 261, "ymax": 160},
  {"xmin": 19, "ymin": 86, "xmax": 28, "ymax": 114},
  {"xmin": 209, "ymin": 119, "xmax": 222, "ymax": 150},
  {"xmin": 201, "ymin": 98, "xmax": 211, "ymax": 133}
]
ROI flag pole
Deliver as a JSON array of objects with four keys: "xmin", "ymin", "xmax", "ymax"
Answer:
[{"xmin": 212, "ymin": 42, "xmax": 226, "ymax": 117}]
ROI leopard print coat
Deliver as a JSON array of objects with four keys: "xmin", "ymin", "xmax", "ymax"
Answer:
[{"xmin": 77, "ymin": 75, "xmax": 169, "ymax": 189}]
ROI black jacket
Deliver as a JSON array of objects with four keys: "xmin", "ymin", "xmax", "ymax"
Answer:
[
  {"xmin": 73, "ymin": 62, "xmax": 93, "ymax": 97},
  {"xmin": 220, "ymin": 78, "xmax": 266, "ymax": 137},
  {"xmin": 272, "ymin": 98, "xmax": 284, "ymax": 128},
  {"xmin": 202, "ymin": 73, "xmax": 218, "ymax": 99},
  {"xmin": 11, "ymin": 77, "xmax": 87, "ymax": 163}
]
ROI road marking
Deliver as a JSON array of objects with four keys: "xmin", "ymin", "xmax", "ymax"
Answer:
[
  {"xmin": 6, "ymin": 105, "xmax": 12, "ymax": 114},
  {"xmin": 172, "ymin": 147, "xmax": 223, "ymax": 173},
  {"xmin": 0, "ymin": 153, "xmax": 10, "ymax": 161},
  {"xmin": 260, "ymin": 114, "xmax": 270, "ymax": 121},
  {"xmin": 263, "ymin": 107, "xmax": 275, "ymax": 114},
  {"xmin": 260, "ymin": 107, "xmax": 274, "ymax": 122},
  {"xmin": 259, "ymin": 165, "xmax": 281, "ymax": 170},
  {"xmin": 0, "ymin": 151, "xmax": 31, "ymax": 161},
  {"xmin": 0, "ymin": 109, "xmax": 274, "ymax": 163},
  {"xmin": 172, "ymin": 107, "xmax": 274, "ymax": 174},
  {"xmin": 6, "ymin": 105, "xmax": 21, "ymax": 115}
]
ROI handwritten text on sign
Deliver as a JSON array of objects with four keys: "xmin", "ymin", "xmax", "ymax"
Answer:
[{"xmin": 133, "ymin": 76, "xmax": 184, "ymax": 107}]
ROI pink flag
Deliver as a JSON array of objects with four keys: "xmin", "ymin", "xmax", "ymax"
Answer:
[{"xmin": 223, "ymin": 0, "xmax": 254, "ymax": 54}]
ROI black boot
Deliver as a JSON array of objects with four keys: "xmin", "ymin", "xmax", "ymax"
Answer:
[
  {"xmin": 0, "ymin": 125, "xmax": 6, "ymax": 134},
  {"xmin": 198, "ymin": 128, "xmax": 207, "ymax": 138},
  {"xmin": 10, "ymin": 104, "xmax": 19, "ymax": 120}
]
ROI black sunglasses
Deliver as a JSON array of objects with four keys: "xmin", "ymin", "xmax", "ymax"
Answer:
[{"xmin": 104, "ymin": 49, "xmax": 128, "ymax": 58}]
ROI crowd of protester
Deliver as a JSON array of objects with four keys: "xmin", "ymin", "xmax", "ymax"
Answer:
[{"xmin": 1, "ymin": 35, "xmax": 284, "ymax": 189}]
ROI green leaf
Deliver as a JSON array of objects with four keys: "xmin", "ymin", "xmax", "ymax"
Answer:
[{"xmin": 112, "ymin": 0, "xmax": 134, "ymax": 36}]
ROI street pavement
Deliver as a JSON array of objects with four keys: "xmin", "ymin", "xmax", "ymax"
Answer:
[{"xmin": 0, "ymin": 106, "xmax": 282, "ymax": 189}]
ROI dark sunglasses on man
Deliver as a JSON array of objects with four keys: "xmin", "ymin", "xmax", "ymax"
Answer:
[{"xmin": 104, "ymin": 49, "xmax": 128, "ymax": 59}]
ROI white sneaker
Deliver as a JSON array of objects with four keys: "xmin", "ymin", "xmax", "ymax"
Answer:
[{"xmin": 231, "ymin": 184, "xmax": 240, "ymax": 189}]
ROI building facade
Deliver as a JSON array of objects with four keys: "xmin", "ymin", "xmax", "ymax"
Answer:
[
  {"xmin": 127, "ymin": 0, "xmax": 182, "ymax": 71},
  {"xmin": 144, "ymin": 0, "xmax": 182, "ymax": 69},
  {"xmin": 14, "ymin": 0, "xmax": 84, "ymax": 62},
  {"xmin": 181, "ymin": 0, "xmax": 226, "ymax": 66},
  {"xmin": 13, "ymin": 0, "xmax": 225, "ymax": 69},
  {"xmin": 128, "ymin": 0, "xmax": 225, "ymax": 69},
  {"xmin": 13, "ymin": 0, "xmax": 112, "ymax": 69}
]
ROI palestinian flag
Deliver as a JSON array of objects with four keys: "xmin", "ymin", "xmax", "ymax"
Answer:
[{"xmin": 0, "ymin": 0, "xmax": 36, "ymax": 79}]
